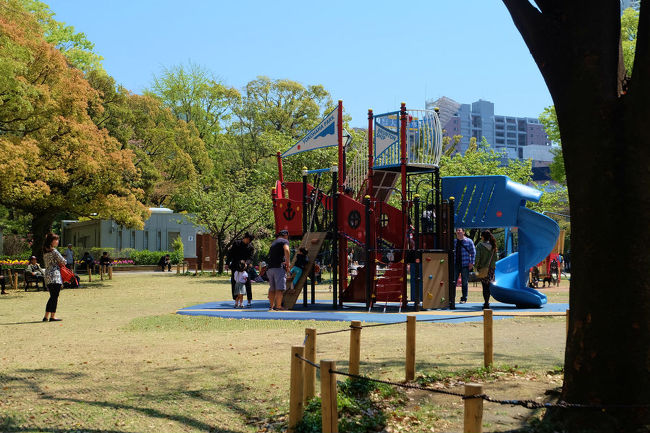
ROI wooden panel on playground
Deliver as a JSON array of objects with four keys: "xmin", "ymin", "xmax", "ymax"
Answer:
[
  {"xmin": 283, "ymin": 232, "xmax": 328, "ymax": 309},
  {"xmin": 421, "ymin": 252, "xmax": 449, "ymax": 309}
]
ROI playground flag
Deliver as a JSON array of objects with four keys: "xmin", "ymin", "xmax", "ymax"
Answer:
[
  {"xmin": 281, "ymin": 107, "xmax": 339, "ymax": 158},
  {"xmin": 375, "ymin": 123, "xmax": 399, "ymax": 157}
]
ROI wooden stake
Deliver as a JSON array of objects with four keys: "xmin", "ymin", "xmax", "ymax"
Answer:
[
  {"xmin": 108, "ymin": 266, "xmax": 113, "ymax": 280},
  {"xmin": 349, "ymin": 320, "xmax": 361, "ymax": 375},
  {"xmin": 483, "ymin": 309, "xmax": 493, "ymax": 368},
  {"xmin": 289, "ymin": 345, "xmax": 305, "ymax": 433},
  {"xmin": 320, "ymin": 360, "xmax": 338, "ymax": 433},
  {"xmin": 406, "ymin": 315, "xmax": 416, "ymax": 381},
  {"xmin": 100, "ymin": 265, "xmax": 104, "ymax": 281},
  {"xmin": 304, "ymin": 328, "xmax": 317, "ymax": 404},
  {"xmin": 88, "ymin": 267, "xmax": 92, "ymax": 282},
  {"xmin": 13, "ymin": 271, "xmax": 18, "ymax": 290},
  {"xmin": 464, "ymin": 383, "xmax": 483, "ymax": 433}
]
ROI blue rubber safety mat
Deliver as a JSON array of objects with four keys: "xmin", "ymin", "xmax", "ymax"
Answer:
[{"xmin": 177, "ymin": 300, "xmax": 569, "ymax": 324}]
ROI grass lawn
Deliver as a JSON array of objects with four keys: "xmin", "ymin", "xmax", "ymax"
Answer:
[{"xmin": 0, "ymin": 272, "xmax": 568, "ymax": 432}]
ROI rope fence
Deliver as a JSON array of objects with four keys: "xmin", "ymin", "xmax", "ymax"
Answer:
[{"xmin": 286, "ymin": 309, "xmax": 649, "ymax": 433}]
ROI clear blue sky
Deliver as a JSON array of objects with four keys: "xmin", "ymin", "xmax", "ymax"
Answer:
[{"xmin": 47, "ymin": 0, "xmax": 552, "ymax": 127}]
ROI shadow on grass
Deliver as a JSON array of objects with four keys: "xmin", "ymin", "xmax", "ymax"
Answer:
[{"xmin": 2, "ymin": 367, "xmax": 265, "ymax": 433}]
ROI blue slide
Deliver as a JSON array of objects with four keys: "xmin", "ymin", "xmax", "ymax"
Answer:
[{"xmin": 442, "ymin": 176, "xmax": 560, "ymax": 308}]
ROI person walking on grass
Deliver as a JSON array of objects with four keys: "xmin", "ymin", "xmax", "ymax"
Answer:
[
  {"xmin": 233, "ymin": 260, "xmax": 248, "ymax": 309},
  {"xmin": 267, "ymin": 230, "xmax": 290, "ymax": 311},
  {"xmin": 42, "ymin": 233, "xmax": 66, "ymax": 322},
  {"xmin": 474, "ymin": 230, "xmax": 498, "ymax": 310}
]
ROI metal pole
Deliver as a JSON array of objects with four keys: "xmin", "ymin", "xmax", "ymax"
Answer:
[
  {"xmin": 448, "ymin": 197, "xmax": 456, "ymax": 310},
  {"xmin": 434, "ymin": 166, "xmax": 441, "ymax": 249},
  {"xmin": 332, "ymin": 167, "xmax": 338, "ymax": 309},
  {"xmin": 277, "ymin": 151, "xmax": 284, "ymax": 184},
  {"xmin": 367, "ymin": 109, "xmax": 374, "ymax": 197},
  {"xmin": 364, "ymin": 195, "xmax": 372, "ymax": 310},
  {"xmin": 337, "ymin": 101, "xmax": 344, "ymax": 192},
  {"xmin": 414, "ymin": 195, "xmax": 421, "ymax": 311},
  {"xmin": 400, "ymin": 103, "xmax": 408, "ymax": 309}
]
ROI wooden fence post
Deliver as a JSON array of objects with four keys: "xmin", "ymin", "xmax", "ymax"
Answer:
[
  {"xmin": 483, "ymin": 309, "xmax": 493, "ymax": 368},
  {"xmin": 566, "ymin": 309, "xmax": 570, "ymax": 337},
  {"xmin": 108, "ymin": 266, "xmax": 113, "ymax": 280},
  {"xmin": 349, "ymin": 321, "xmax": 361, "ymax": 375},
  {"xmin": 88, "ymin": 267, "xmax": 92, "ymax": 282},
  {"xmin": 100, "ymin": 265, "xmax": 104, "ymax": 281},
  {"xmin": 406, "ymin": 315, "xmax": 416, "ymax": 381},
  {"xmin": 304, "ymin": 328, "xmax": 317, "ymax": 404},
  {"xmin": 320, "ymin": 360, "xmax": 338, "ymax": 433},
  {"xmin": 464, "ymin": 383, "xmax": 483, "ymax": 433},
  {"xmin": 289, "ymin": 345, "xmax": 305, "ymax": 433},
  {"xmin": 13, "ymin": 271, "xmax": 19, "ymax": 290}
]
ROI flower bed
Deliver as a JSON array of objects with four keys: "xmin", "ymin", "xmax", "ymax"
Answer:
[{"xmin": 0, "ymin": 259, "xmax": 29, "ymax": 270}]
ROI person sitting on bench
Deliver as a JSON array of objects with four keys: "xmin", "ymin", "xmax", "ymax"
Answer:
[
  {"xmin": 158, "ymin": 254, "xmax": 172, "ymax": 272},
  {"xmin": 25, "ymin": 256, "xmax": 46, "ymax": 289}
]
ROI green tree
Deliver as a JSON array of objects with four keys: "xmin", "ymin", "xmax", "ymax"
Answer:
[
  {"xmin": 149, "ymin": 62, "xmax": 240, "ymax": 149},
  {"xmin": 16, "ymin": 0, "xmax": 103, "ymax": 72},
  {"xmin": 86, "ymin": 70, "xmax": 213, "ymax": 208},
  {"xmin": 185, "ymin": 187, "xmax": 270, "ymax": 273},
  {"xmin": 503, "ymin": 1, "xmax": 649, "ymax": 429},
  {"xmin": 0, "ymin": 2, "xmax": 148, "ymax": 260}
]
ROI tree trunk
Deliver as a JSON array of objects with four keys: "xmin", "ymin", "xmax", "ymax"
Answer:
[
  {"xmin": 31, "ymin": 212, "xmax": 55, "ymax": 264},
  {"xmin": 216, "ymin": 233, "xmax": 225, "ymax": 274},
  {"xmin": 502, "ymin": 1, "xmax": 649, "ymax": 430}
]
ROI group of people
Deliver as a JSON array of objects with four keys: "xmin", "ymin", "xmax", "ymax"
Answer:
[
  {"xmin": 227, "ymin": 230, "xmax": 306, "ymax": 311},
  {"xmin": 451, "ymin": 228, "xmax": 498, "ymax": 310}
]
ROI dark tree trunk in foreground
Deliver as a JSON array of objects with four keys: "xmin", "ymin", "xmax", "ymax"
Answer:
[
  {"xmin": 30, "ymin": 212, "xmax": 55, "ymax": 265},
  {"xmin": 503, "ymin": 1, "xmax": 649, "ymax": 430}
]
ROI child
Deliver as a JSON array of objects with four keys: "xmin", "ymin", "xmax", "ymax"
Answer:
[
  {"xmin": 233, "ymin": 260, "xmax": 248, "ymax": 308},
  {"xmin": 290, "ymin": 247, "xmax": 309, "ymax": 287}
]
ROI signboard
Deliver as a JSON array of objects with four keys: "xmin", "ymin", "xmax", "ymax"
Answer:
[
  {"xmin": 281, "ymin": 107, "xmax": 339, "ymax": 158},
  {"xmin": 375, "ymin": 123, "xmax": 398, "ymax": 157}
]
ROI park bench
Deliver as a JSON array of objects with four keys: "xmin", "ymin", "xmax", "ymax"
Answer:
[{"xmin": 24, "ymin": 269, "xmax": 46, "ymax": 291}]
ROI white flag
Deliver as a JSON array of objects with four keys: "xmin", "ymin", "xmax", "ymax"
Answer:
[
  {"xmin": 375, "ymin": 123, "xmax": 398, "ymax": 157},
  {"xmin": 282, "ymin": 107, "xmax": 339, "ymax": 158}
]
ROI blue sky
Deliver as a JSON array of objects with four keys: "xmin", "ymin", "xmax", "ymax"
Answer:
[{"xmin": 46, "ymin": 0, "xmax": 552, "ymax": 127}]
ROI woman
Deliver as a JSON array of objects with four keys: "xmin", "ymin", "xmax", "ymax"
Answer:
[
  {"xmin": 42, "ymin": 233, "xmax": 66, "ymax": 322},
  {"xmin": 475, "ymin": 230, "xmax": 498, "ymax": 310}
]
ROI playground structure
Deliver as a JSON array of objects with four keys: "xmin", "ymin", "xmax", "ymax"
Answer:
[{"xmin": 272, "ymin": 101, "xmax": 559, "ymax": 311}]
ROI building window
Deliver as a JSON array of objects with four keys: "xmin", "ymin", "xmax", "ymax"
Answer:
[
  {"xmin": 144, "ymin": 231, "xmax": 149, "ymax": 250},
  {"xmin": 130, "ymin": 231, "xmax": 136, "ymax": 248},
  {"xmin": 157, "ymin": 231, "xmax": 162, "ymax": 251},
  {"xmin": 117, "ymin": 230, "xmax": 122, "ymax": 251},
  {"xmin": 518, "ymin": 148, "xmax": 524, "ymax": 159}
]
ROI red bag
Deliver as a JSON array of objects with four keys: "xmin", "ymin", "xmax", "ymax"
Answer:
[{"xmin": 59, "ymin": 265, "xmax": 74, "ymax": 283}]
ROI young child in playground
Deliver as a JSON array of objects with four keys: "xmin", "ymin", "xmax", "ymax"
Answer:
[
  {"xmin": 233, "ymin": 260, "xmax": 248, "ymax": 308},
  {"xmin": 290, "ymin": 247, "xmax": 309, "ymax": 287}
]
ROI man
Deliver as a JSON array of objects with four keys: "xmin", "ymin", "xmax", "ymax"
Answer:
[
  {"xmin": 266, "ymin": 230, "xmax": 291, "ymax": 311},
  {"xmin": 157, "ymin": 254, "xmax": 171, "ymax": 272},
  {"xmin": 451, "ymin": 228, "xmax": 475, "ymax": 308},
  {"xmin": 64, "ymin": 244, "xmax": 74, "ymax": 270},
  {"xmin": 226, "ymin": 233, "xmax": 254, "ymax": 301},
  {"xmin": 25, "ymin": 256, "xmax": 46, "ymax": 290}
]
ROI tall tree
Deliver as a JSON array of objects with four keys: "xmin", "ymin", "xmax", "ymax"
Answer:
[
  {"xmin": 0, "ymin": 1, "xmax": 148, "ymax": 259},
  {"xmin": 503, "ymin": 1, "xmax": 649, "ymax": 430},
  {"xmin": 149, "ymin": 62, "xmax": 240, "ymax": 149},
  {"xmin": 16, "ymin": 0, "xmax": 104, "ymax": 72}
]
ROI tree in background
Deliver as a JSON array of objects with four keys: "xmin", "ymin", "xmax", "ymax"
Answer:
[
  {"xmin": 0, "ymin": 2, "xmax": 149, "ymax": 259},
  {"xmin": 503, "ymin": 1, "xmax": 649, "ymax": 429},
  {"xmin": 16, "ymin": 0, "xmax": 103, "ymax": 72},
  {"xmin": 149, "ymin": 63, "xmax": 240, "ymax": 151}
]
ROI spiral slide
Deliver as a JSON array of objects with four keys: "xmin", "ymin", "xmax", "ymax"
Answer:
[
  {"xmin": 490, "ymin": 206, "xmax": 559, "ymax": 307},
  {"xmin": 442, "ymin": 176, "xmax": 560, "ymax": 308}
]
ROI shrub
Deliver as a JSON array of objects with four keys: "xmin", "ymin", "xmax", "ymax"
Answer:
[
  {"xmin": 129, "ymin": 250, "xmax": 174, "ymax": 265},
  {"xmin": 170, "ymin": 237, "xmax": 184, "ymax": 264}
]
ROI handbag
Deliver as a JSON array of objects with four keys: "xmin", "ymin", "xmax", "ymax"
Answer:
[{"xmin": 59, "ymin": 264, "xmax": 74, "ymax": 283}]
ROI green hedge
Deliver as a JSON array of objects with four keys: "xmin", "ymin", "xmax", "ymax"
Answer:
[{"xmin": 129, "ymin": 250, "xmax": 181, "ymax": 265}]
